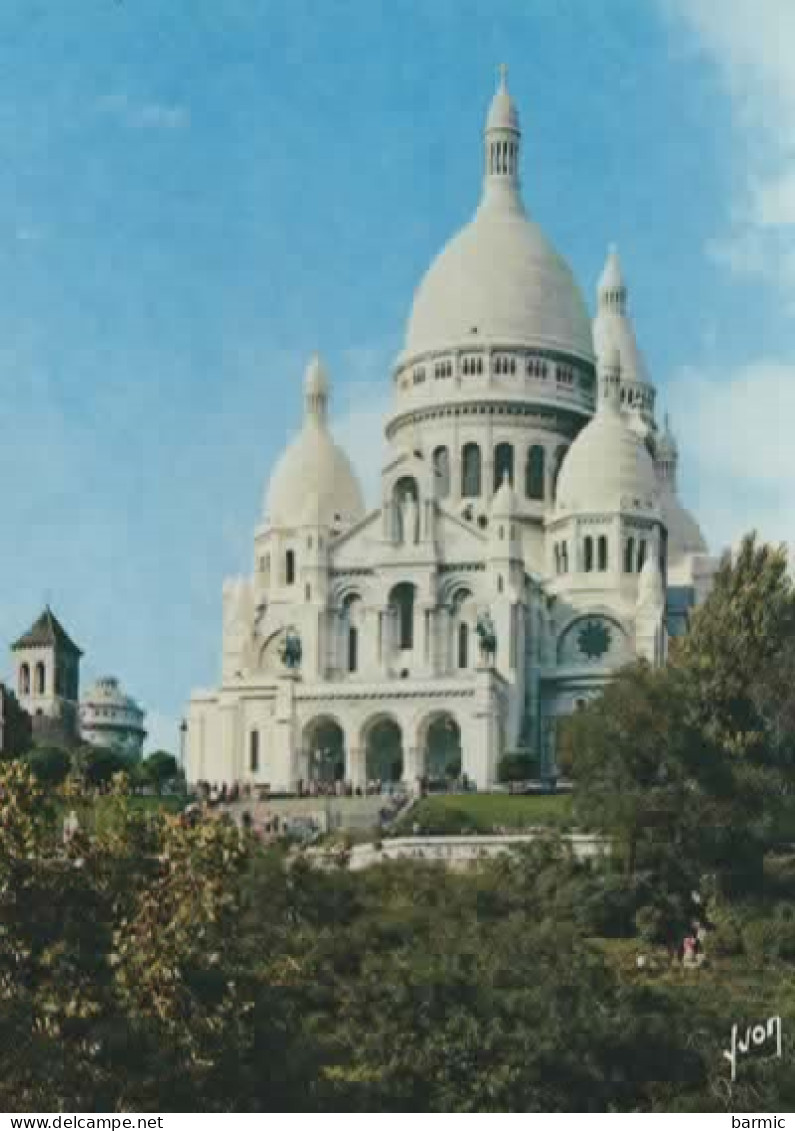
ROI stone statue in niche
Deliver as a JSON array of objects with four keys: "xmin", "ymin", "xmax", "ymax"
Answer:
[
  {"xmin": 401, "ymin": 490, "xmax": 419, "ymax": 544},
  {"xmin": 476, "ymin": 610, "xmax": 497, "ymax": 661},
  {"xmin": 280, "ymin": 626, "xmax": 302, "ymax": 671}
]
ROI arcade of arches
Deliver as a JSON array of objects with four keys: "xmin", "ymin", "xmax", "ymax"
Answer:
[{"xmin": 301, "ymin": 710, "xmax": 463, "ymax": 787}]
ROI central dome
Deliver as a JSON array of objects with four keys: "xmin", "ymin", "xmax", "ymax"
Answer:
[
  {"xmin": 401, "ymin": 72, "xmax": 593, "ymax": 365},
  {"xmin": 404, "ymin": 207, "xmax": 594, "ymax": 363}
]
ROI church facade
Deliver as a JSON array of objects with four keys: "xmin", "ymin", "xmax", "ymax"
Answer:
[{"xmin": 186, "ymin": 71, "xmax": 716, "ymax": 792}]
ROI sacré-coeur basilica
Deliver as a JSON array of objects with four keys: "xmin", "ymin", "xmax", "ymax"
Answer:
[{"xmin": 186, "ymin": 69, "xmax": 716, "ymax": 792}]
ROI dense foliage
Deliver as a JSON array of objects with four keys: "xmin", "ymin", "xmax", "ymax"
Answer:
[
  {"xmin": 2, "ymin": 534, "xmax": 794, "ymax": 1112},
  {"xmin": 0, "ymin": 767, "xmax": 793, "ymax": 1112}
]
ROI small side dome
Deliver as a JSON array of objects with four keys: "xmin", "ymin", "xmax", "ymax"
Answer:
[
  {"xmin": 598, "ymin": 243, "xmax": 625, "ymax": 295},
  {"xmin": 264, "ymin": 356, "xmax": 366, "ymax": 529},
  {"xmin": 556, "ymin": 408, "xmax": 659, "ymax": 516},
  {"xmin": 662, "ymin": 496, "xmax": 708, "ymax": 564}
]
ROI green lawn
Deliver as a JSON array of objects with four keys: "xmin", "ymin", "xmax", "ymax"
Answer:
[{"xmin": 394, "ymin": 791, "xmax": 574, "ymax": 835}]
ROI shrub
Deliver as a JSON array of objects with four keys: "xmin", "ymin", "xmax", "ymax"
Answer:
[
  {"xmin": 498, "ymin": 751, "xmax": 539, "ymax": 784},
  {"xmin": 575, "ymin": 872, "xmax": 638, "ymax": 938},
  {"xmin": 741, "ymin": 919, "xmax": 779, "ymax": 964},
  {"xmin": 25, "ymin": 745, "xmax": 71, "ymax": 786}
]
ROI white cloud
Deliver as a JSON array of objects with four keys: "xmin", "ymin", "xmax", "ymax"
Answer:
[
  {"xmin": 663, "ymin": 0, "xmax": 795, "ymax": 298},
  {"xmin": 667, "ymin": 360, "xmax": 795, "ymax": 553},
  {"xmin": 96, "ymin": 94, "xmax": 189, "ymax": 131},
  {"xmin": 659, "ymin": 3, "xmax": 795, "ymax": 560}
]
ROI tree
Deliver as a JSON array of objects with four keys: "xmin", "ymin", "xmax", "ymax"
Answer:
[
  {"xmin": 673, "ymin": 533, "xmax": 795, "ymax": 762},
  {"xmin": 72, "ymin": 744, "xmax": 128, "ymax": 786},
  {"xmin": 567, "ymin": 662, "xmax": 732, "ymax": 890},
  {"xmin": 112, "ymin": 814, "xmax": 259, "ymax": 1110},
  {"xmin": 140, "ymin": 751, "xmax": 179, "ymax": 795},
  {"xmin": 497, "ymin": 751, "xmax": 538, "ymax": 784},
  {"xmin": 25, "ymin": 744, "xmax": 71, "ymax": 786}
]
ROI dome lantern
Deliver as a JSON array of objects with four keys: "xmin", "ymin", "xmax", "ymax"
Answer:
[{"xmin": 483, "ymin": 64, "xmax": 523, "ymax": 214}]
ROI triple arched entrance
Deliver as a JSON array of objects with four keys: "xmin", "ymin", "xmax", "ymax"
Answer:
[{"xmin": 301, "ymin": 709, "xmax": 464, "ymax": 788}]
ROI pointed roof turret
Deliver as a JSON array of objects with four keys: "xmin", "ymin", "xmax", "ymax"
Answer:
[
  {"xmin": 598, "ymin": 244, "xmax": 627, "ymax": 315},
  {"xmin": 12, "ymin": 605, "xmax": 82, "ymax": 655},
  {"xmin": 654, "ymin": 412, "xmax": 679, "ymax": 492}
]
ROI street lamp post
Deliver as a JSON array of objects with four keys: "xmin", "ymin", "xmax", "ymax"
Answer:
[{"xmin": 179, "ymin": 718, "xmax": 188, "ymax": 775}]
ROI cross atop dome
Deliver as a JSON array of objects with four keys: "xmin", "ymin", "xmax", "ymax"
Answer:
[
  {"xmin": 498, "ymin": 62, "xmax": 509, "ymax": 91},
  {"xmin": 304, "ymin": 353, "xmax": 329, "ymax": 425}
]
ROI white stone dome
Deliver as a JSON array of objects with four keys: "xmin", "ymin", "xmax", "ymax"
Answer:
[
  {"xmin": 401, "ymin": 71, "xmax": 593, "ymax": 366},
  {"xmin": 662, "ymin": 494, "xmax": 708, "ymax": 563},
  {"xmin": 403, "ymin": 205, "xmax": 594, "ymax": 362},
  {"xmin": 265, "ymin": 357, "xmax": 365, "ymax": 529},
  {"xmin": 556, "ymin": 403, "xmax": 659, "ymax": 515}
]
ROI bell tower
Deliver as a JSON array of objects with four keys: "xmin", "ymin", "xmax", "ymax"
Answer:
[{"xmin": 11, "ymin": 606, "xmax": 82, "ymax": 746}]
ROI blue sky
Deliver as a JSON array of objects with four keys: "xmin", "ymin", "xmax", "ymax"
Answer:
[{"xmin": 0, "ymin": 0, "xmax": 791, "ymax": 751}]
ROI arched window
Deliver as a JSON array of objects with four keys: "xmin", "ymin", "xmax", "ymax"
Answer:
[
  {"xmin": 249, "ymin": 730, "xmax": 259, "ymax": 773},
  {"xmin": 461, "ymin": 443, "xmax": 481, "ymax": 497},
  {"xmin": 493, "ymin": 442, "xmax": 514, "ymax": 489},
  {"xmin": 285, "ymin": 549, "xmax": 295, "ymax": 585},
  {"xmin": 552, "ymin": 444, "xmax": 568, "ymax": 499},
  {"xmin": 35, "ymin": 662, "xmax": 45, "ymax": 695},
  {"xmin": 637, "ymin": 539, "xmax": 648, "ymax": 572},
  {"xmin": 561, "ymin": 542, "xmax": 569, "ymax": 573},
  {"xmin": 458, "ymin": 622, "xmax": 469, "ymax": 669},
  {"xmin": 433, "ymin": 445, "xmax": 450, "ymax": 498},
  {"xmin": 584, "ymin": 536, "xmax": 594, "ymax": 573},
  {"xmin": 526, "ymin": 445, "xmax": 545, "ymax": 500},
  {"xmin": 19, "ymin": 663, "xmax": 30, "ymax": 696},
  {"xmin": 348, "ymin": 626, "xmax": 358, "ymax": 673},
  {"xmin": 390, "ymin": 583, "xmax": 416, "ymax": 650},
  {"xmin": 598, "ymin": 535, "xmax": 608, "ymax": 572},
  {"xmin": 343, "ymin": 594, "xmax": 362, "ymax": 673},
  {"xmin": 554, "ymin": 544, "xmax": 561, "ymax": 574},
  {"xmin": 624, "ymin": 537, "xmax": 635, "ymax": 573}
]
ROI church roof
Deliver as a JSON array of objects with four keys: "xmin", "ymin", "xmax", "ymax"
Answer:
[
  {"xmin": 400, "ymin": 70, "xmax": 594, "ymax": 367},
  {"xmin": 11, "ymin": 606, "xmax": 83, "ymax": 655}
]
